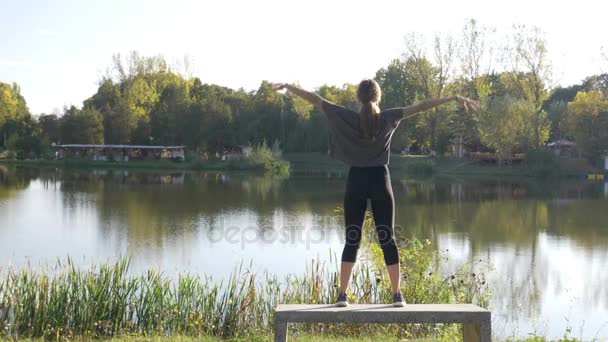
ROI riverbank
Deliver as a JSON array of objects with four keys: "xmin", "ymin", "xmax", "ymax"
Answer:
[
  {"xmin": 285, "ymin": 152, "xmax": 602, "ymax": 178},
  {"xmin": 0, "ymin": 335, "xmax": 581, "ymax": 342},
  {"xmin": 0, "ymin": 256, "xmax": 581, "ymax": 342},
  {"xmin": 1, "ymin": 168, "xmax": 601, "ymax": 341},
  {"xmin": 0, "ymin": 157, "xmax": 290, "ymax": 175},
  {"xmin": 0, "ymin": 152, "xmax": 603, "ymax": 179},
  {"xmin": 0, "ymin": 335, "xmax": 436, "ymax": 342},
  {"xmin": 0, "ymin": 234, "xmax": 490, "ymax": 342}
]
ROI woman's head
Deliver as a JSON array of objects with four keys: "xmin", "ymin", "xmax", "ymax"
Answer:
[
  {"xmin": 357, "ymin": 79, "xmax": 381, "ymax": 105},
  {"xmin": 357, "ymin": 79, "xmax": 382, "ymax": 140}
]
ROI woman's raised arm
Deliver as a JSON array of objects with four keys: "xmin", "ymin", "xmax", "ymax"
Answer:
[
  {"xmin": 271, "ymin": 83, "xmax": 325, "ymax": 108},
  {"xmin": 388, "ymin": 96, "xmax": 480, "ymax": 122}
]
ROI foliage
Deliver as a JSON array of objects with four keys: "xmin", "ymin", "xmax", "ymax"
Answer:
[
  {"xmin": 405, "ymin": 157, "xmax": 436, "ymax": 175},
  {"xmin": 0, "ymin": 82, "xmax": 47, "ymax": 159},
  {"xmin": 0, "ymin": 230, "xmax": 491, "ymax": 342},
  {"xmin": 247, "ymin": 140, "xmax": 290, "ymax": 176},
  {"xmin": 567, "ymin": 91, "xmax": 608, "ymax": 160},
  {"xmin": 2, "ymin": 21, "xmax": 608, "ymax": 163},
  {"xmin": 0, "ymin": 334, "xmax": 501, "ymax": 342},
  {"xmin": 525, "ymin": 148, "xmax": 560, "ymax": 177},
  {"xmin": 38, "ymin": 114, "xmax": 61, "ymax": 145},
  {"xmin": 581, "ymin": 73, "xmax": 608, "ymax": 93},
  {"xmin": 476, "ymin": 96, "xmax": 549, "ymax": 165},
  {"xmin": 360, "ymin": 213, "xmax": 492, "ymax": 312},
  {"xmin": 60, "ymin": 106, "xmax": 105, "ymax": 145},
  {"xmin": 375, "ymin": 59, "xmax": 419, "ymax": 110},
  {"xmin": 0, "ymin": 83, "xmax": 29, "ymax": 129},
  {"xmin": 544, "ymin": 100, "xmax": 570, "ymax": 141}
]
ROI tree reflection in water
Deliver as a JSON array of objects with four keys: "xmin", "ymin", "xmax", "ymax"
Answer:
[{"xmin": 1, "ymin": 166, "xmax": 607, "ymax": 339}]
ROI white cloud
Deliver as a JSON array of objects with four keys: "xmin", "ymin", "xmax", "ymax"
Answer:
[
  {"xmin": 37, "ymin": 28, "xmax": 63, "ymax": 37},
  {"xmin": 0, "ymin": 59, "xmax": 91, "ymax": 73}
]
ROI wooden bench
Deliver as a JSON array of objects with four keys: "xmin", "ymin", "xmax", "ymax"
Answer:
[{"xmin": 274, "ymin": 304, "xmax": 491, "ymax": 342}]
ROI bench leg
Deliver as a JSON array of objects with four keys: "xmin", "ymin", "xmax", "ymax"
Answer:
[
  {"xmin": 463, "ymin": 322, "xmax": 480, "ymax": 342},
  {"xmin": 275, "ymin": 320, "xmax": 288, "ymax": 342},
  {"xmin": 463, "ymin": 321, "xmax": 491, "ymax": 342}
]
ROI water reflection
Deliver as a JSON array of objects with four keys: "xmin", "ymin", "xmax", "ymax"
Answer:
[{"xmin": 0, "ymin": 165, "xmax": 607, "ymax": 339}]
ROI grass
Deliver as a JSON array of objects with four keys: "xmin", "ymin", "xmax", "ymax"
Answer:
[
  {"xmin": 285, "ymin": 152, "xmax": 601, "ymax": 178},
  {"xmin": 0, "ymin": 333, "xmax": 586, "ymax": 341},
  {"xmin": 0, "ymin": 334, "xmax": 438, "ymax": 341},
  {"xmin": 0, "ymin": 214, "xmax": 491, "ymax": 342},
  {"xmin": 0, "ymin": 157, "xmax": 289, "ymax": 176},
  {"xmin": 0, "ymin": 143, "xmax": 291, "ymax": 176},
  {"xmin": 284, "ymin": 152, "xmax": 529, "ymax": 177},
  {"xmin": 0, "ymin": 256, "xmax": 459, "ymax": 341},
  {"xmin": 0, "ymin": 158, "xmax": 267, "ymax": 172},
  {"xmin": 0, "ymin": 213, "xmax": 588, "ymax": 341},
  {"xmin": 2, "ymin": 152, "xmax": 600, "ymax": 179}
]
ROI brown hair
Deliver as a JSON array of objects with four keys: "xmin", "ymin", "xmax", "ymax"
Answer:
[{"xmin": 357, "ymin": 79, "xmax": 382, "ymax": 140}]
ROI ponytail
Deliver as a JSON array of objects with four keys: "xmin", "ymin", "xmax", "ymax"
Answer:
[
  {"xmin": 359, "ymin": 101, "xmax": 381, "ymax": 140},
  {"xmin": 356, "ymin": 79, "xmax": 382, "ymax": 141}
]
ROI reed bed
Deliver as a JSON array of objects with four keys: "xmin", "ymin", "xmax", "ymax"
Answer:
[{"xmin": 0, "ymin": 221, "xmax": 491, "ymax": 341}]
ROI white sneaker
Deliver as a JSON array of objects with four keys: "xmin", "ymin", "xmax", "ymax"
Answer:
[
  {"xmin": 336, "ymin": 292, "xmax": 349, "ymax": 307},
  {"xmin": 393, "ymin": 292, "xmax": 406, "ymax": 307}
]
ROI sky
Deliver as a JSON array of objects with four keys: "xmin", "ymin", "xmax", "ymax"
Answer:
[{"xmin": 1, "ymin": 0, "xmax": 608, "ymax": 115}]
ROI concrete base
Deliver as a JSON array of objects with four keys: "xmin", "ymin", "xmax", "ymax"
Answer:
[{"xmin": 274, "ymin": 304, "xmax": 491, "ymax": 342}]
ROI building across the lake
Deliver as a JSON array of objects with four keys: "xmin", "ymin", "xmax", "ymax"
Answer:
[
  {"xmin": 547, "ymin": 139, "xmax": 577, "ymax": 158},
  {"xmin": 52, "ymin": 144, "xmax": 186, "ymax": 162},
  {"xmin": 221, "ymin": 145, "xmax": 252, "ymax": 161}
]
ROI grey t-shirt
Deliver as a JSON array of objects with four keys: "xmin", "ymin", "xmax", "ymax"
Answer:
[{"xmin": 321, "ymin": 100, "xmax": 403, "ymax": 167}]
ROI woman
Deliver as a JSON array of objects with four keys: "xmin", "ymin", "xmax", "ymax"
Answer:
[{"xmin": 271, "ymin": 80, "xmax": 478, "ymax": 307}]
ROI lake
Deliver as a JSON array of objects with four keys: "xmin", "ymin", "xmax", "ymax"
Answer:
[{"xmin": 1, "ymin": 164, "xmax": 607, "ymax": 340}]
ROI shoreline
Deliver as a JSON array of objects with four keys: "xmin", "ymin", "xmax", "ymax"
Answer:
[
  {"xmin": 285, "ymin": 153, "xmax": 603, "ymax": 179},
  {"xmin": 0, "ymin": 158, "xmax": 274, "ymax": 173},
  {"xmin": 0, "ymin": 153, "xmax": 603, "ymax": 179}
]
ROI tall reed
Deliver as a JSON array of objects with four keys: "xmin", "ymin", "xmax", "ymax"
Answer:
[{"xmin": 0, "ymin": 219, "xmax": 491, "ymax": 341}]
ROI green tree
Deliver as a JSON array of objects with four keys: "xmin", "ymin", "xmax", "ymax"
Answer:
[
  {"xmin": 501, "ymin": 25, "xmax": 551, "ymax": 149},
  {"xmin": 0, "ymin": 82, "xmax": 33, "ymax": 151},
  {"xmin": 239, "ymin": 81, "xmax": 284, "ymax": 146},
  {"xmin": 567, "ymin": 91, "xmax": 608, "ymax": 160},
  {"xmin": 476, "ymin": 96, "xmax": 537, "ymax": 165},
  {"xmin": 151, "ymin": 81, "xmax": 191, "ymax": 145},
  {"xmin": 88, "ymin": 53, "xmax": 179, "ymax": 145},
  {"xmin": 459, "ymin": 19, "xmax": 494, "ymax": 100},
  {"xmin": 374, "ymin": 59, "xmax": 420, "ymax": 152},
  {"xmin": 0, "ymin": 82, "xmax": 47, "ymax": 158},
  {"xmin": 400, "ymin": 32, "xmax": 458, "ymax": 153},
  {"xmin": 197, "ymin": 84, "xmax": 235, "ymax": 152},
  {"xmin": 60, "ymin": 106, "xmax": 105, "ymax": 144},
  {"xmin": 317, "ymin": 84, "xmax": 358, "ymax": 110},
  {"xmin": 453, "ymin": 19, "xmax": 498, "ymax": 153},
  {"xmin": 581, "ymin": 73, "xmax": 608, "ymax": 94},
  {"xmin": 543, "ymin": 84, "xmax": 583, "ymax": 141},
  {"xmin": 0, "ymin": 83, "xmax": 20, "ymax": 129},
  {"xmin": 85, "ymin": 79, "xmax": 129, "ymax": 143},
  {"xmin": 375, "ymin": 59, "xmax": 418, "ymax": 109},
  {"xmin": 38, "ymin": 114, "xmax": 61, "ymax": 144}
]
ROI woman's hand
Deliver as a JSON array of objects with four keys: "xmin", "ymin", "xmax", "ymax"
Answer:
[
  {"xmin": 455, "ymin": 96, "xmax": 480, "ymax": 112},
  {"xmin": 270, "ymin": 83, "xmax": 288, "ymax": 91},
  {"xmin": 268, "ymin": 83, "xmax": 324, "ymax": 107}
]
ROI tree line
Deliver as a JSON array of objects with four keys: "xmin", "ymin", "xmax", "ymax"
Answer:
[{"xmin": 1, "ymin": 20, "xmax": 607, "ymax": 163}]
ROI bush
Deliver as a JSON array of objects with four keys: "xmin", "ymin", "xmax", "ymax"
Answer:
[
  {"xmin": 185, "ymin": 150, "xmax": 200, "ymax": 162},
  {"xmin": 405, "ymin": 158, "xmax": 436, "ymax": 175},
  {"xmin": 247, "ymin": 140, "xmax": 290, "ymax": 176},
  {"xmin": 0, "ymin": 149, "xmax": 15, "ymax": 160},
  {"xmin": 526, "ymin": 148, "xmax": 560, "ymax": 177},
  {"xmin": 0, "ymin": 230, "xmax": 492, "ymax": 341},
  {"xmin": 360, "ymin": 211, "xmax": 491, "ymax": 308}
]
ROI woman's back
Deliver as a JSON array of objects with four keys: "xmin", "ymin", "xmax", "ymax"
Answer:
[{"xmin": 321, "ymin": 101, "xmax": 403, "ymax": 167}]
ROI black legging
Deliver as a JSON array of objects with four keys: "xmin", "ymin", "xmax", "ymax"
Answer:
[{"xmin": 341, "ymin": 165, "xmax": 400, "ymax": 265}]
